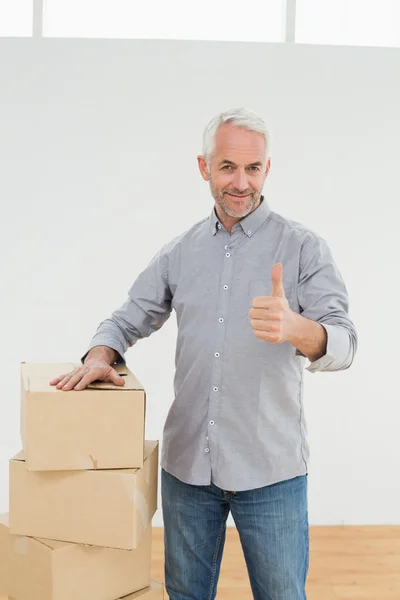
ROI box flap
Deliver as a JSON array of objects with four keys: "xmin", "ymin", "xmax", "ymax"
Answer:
[
  {"xmin": 144, "ymin": 441, "xmax": 158, "ymax": 461},
  {"xmin": 10, "ymin": 450, "xmax": 25, "ymax": 462},
  {"xmin": 75, "ymin": 364, "xmax": 145, "ymax": 391},
  {"xmin": 21, "ymin": 362, "xmax": 145, "ymax": 392},
  {"xmin": 21, "ymin": 362, "xmax": 76, "ymax": 392},
  {"xmin": 123, "ymin": 580, "xmax": 163, "ymax": 598},
  {"xmin": 10, "ymin": 446, "xmax": 157, "ymax": 472},
  {"xmin": 114, "ymin": 441, "xmax": 158, "ymax": 475},
  {"xmin": 0, "ymin": 512, "xmax": 69, "ymax": 550},
  {"xmin": 34, "ymin": 536, "xmax": 72, "ymax": 550},
  {"xmin": 0, "ymin": 513, "xmax": 9, "ymax": 527}
]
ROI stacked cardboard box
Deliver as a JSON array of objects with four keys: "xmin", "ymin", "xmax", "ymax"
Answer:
[{"xmin": 0, "ymin": 362, "xmax": 164, "ymax": 600}]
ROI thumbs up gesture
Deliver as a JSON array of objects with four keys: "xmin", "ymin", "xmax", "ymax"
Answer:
[{"xmin": 248, "ymin": 263, "xmax": 296, "ymax": 344}]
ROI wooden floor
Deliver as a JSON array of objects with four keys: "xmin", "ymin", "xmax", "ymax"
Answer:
[
  {"xmin": 150, "ymin": 525, "xmax": 400, "ymax": 600},
  {"xmin": 1, "ymin": 526, "xmax": 399, "ymax": 600}
]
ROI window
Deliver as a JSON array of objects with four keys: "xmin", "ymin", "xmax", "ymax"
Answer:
[
  {"xmin": 42, "ymin": 0, "xmax": 286, "ymax": 42},
  {"xmin": 296, "ymin": 0, "xmax": 400, "ymax": 48},
  {"xmin": 2, "ymin": 0, "xmax": 398, "ymax": 48},
  {"xmin": 0, "ymin": 0, "xmax": 33, "ymax": 36}
]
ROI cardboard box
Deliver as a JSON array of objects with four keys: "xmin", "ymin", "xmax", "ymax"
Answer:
[
  {"xmin": 7, "ymin": 581, "xmax": 164, "ymax": 600},
  {"xmin": 0, "ymin": 513, "xmax": 152, "ymax": 600},
  {"xmin": 20, "ymin": 362, "xmax": 146, "ymax": 471},
  {"xmin": 124, "ymin": 581, "xmax": 164, "ymax": 598},
  {"xmin": 9, "ymin": 441, "xmax": 158, "ymax": 550}
]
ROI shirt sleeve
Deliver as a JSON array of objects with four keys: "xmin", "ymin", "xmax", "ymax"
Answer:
[
  {"xmin": 295, "ymin": 234, "xmax": 358, "ymax": 373},
  {"xmin": 81, "ymin": 245, "xmax": 173, "ymax": 365}
]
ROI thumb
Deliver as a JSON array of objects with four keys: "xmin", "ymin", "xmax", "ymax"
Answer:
[
  {"xmin": 111, "ymin": 370, "xmax": 125, "ymax": 386},
  {"xmin": 271, "ymin": 263, "xmax": 285, "ymax": 298}
]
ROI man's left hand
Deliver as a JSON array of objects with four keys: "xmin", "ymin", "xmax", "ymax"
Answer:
[{"xmin": 248, "ymin": 263, "xmax": 297, "ymax": 343}]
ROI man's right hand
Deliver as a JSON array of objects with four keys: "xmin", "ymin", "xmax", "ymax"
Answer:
[{"xmin": 49, "ymin": 359, "xmax": 126, "ymax": 391}]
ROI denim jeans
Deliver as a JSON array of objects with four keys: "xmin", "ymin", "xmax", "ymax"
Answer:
[{"xmin": 161, "ymin": 468, "xmax": 309, "ymax": 600}]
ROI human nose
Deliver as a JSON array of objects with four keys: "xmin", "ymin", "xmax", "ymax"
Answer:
[{"xmin": 232, "ymin": 168, "xmax": 248, "ymax": 192}]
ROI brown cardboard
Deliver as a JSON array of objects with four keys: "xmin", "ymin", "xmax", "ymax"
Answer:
[
  {"xmin": 0, "ymin": 513, "xmax": 152, "ymax": 600},
  {"xmin": 123, "ymin": 581, "xmax": 164, "ymax": 599},
  {"xmin": 20, "ymin": 362, "xmax": 146, "ymax": 471},
  {"xmin": 9, "ymin": 441, "xmax": 158, "ymax": 550},
  {"xmin": 6, "ymin": 581, "xmax": 164, "ymax": 600}
]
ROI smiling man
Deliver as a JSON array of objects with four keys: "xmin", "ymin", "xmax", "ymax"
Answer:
[
  {"xmin": 199, "ymin": 119, "xmax": 270, "ymax": 229},
  {"xmin": 51, "ymin": 108, "xmax": 358, "ymax": 600}
]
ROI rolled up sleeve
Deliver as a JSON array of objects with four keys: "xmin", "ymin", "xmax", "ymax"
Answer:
[{"xmin": 295, "ymin": 235, "xmax": 358, "ymax": 373}]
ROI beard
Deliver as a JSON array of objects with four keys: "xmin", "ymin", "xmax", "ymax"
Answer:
[{"xmin": 208, "ymin": 177, "xmax": 262, "ymax": 219}]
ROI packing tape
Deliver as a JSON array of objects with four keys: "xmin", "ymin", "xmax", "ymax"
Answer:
[{"xmin": 13, "ymin": 536, "xmax": 28, "ymax": 555}]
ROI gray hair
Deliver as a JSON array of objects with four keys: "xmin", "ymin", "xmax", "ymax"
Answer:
[{"xmin": 202, "ymin": 108, "xmax": 271, "ymax": 166}]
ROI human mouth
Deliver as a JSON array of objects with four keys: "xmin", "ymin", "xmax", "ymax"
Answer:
[{"xmin": 227, "ymin": 193, "xmax": 251, "ymax": 200}]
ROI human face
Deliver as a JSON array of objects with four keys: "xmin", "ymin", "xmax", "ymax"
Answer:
[{"xmin": 198, "ymin": 124, "xmax": 270, "ymax": 224}]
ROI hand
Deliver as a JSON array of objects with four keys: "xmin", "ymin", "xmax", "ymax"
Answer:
[
  {"xmin": 248, "ymin": 263, "xmax": 296, "ymax": 344},
  {"xmin": 49, "ymin": 359, "xmax": 125, "ymax": 391}
]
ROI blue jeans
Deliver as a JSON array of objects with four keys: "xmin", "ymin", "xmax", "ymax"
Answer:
[{"xmin": 161, "ymin": 468, "xmax": 309, "ymax": 600}]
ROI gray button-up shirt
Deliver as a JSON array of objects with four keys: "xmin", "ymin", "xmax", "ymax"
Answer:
[{"xmin": 83, "ymin": 196, "xmax": 357, "ymax": 491}]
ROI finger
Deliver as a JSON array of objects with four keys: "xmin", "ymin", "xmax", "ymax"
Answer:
[
  {"xmin": 55, "ymin": 373, "xmax": 75, "ymax": 389},
  {"xmin": 74, "ymin": 373, "xmax": 99, "ymax": 391},
  {"xmin": 271, "ymin": 263, "xmax": 285, "ymax": 298},
  {"xmin": 50, "ymin": 373, "xmax": 68, "ymax": 385},
  {"xmin": 251, "ymin": 296, "xmax": 279, "ymax": 309},
  {"xmin": 250, "ymin": 319, "xmax": 278, "ymax": 332},
  {"xmin": 60, "ymin": 372, "xmax": 84, "ymax": 391},
  {"xmin": 110, "ymin": 371, "xmax": 125, "ymax": 386},
  {"xmin": 249, "ymin": 308, "xmax": 282, "ymax": 320},
  {"xmin": 254, "ymin": 329, "xmax": 280, "ymax": 342}
]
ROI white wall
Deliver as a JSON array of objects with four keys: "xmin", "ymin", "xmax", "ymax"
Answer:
[{"xmin": 0, "ymin": 38, "xmax": 399, "ymax": 527}]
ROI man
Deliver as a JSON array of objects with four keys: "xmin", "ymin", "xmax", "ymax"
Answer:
[{"xmin": 50, "ymin": 108, "xmax": 357, "ymax": 600}]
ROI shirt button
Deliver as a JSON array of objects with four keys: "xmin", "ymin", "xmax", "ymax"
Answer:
[
  {"xmin": 219, "ymin": 317, "xmax": 224, "ymax": 323},
  {"xmin": 214, "ymin": 352, "xmax": 220, "ymax": 358},
  {"xmin": 226, "ymin": 252, "xmax": 231, "ymax": 257},
  {"xmin": 210, "ymin": 420, "xmax": 215, "ymax": 425},
  {"xmin": 248, "ymin": 230, "xmax": 252, "ymax": 235},
  {"xmin": 213, "ymin": 386, "xmax": 218, "ymax": 392},
  {"xmin": 224, "ymin": 245, "xmax": 228, "ymax": 249},
  {"xmin": 205, "ymin": 448, "xmax": 210, "ymax": 453},
  {"xmin": 217, "ymin": 224, "xmax": 222, "ymax": 229},
  {"xmin": 223, "ymin": 285, "xmax": 228, "ymax": 290}
]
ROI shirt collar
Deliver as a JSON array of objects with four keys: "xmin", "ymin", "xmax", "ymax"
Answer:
[{"xmin": 210, "ymin": 195, "xmax": 271, "ymax": 237}]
